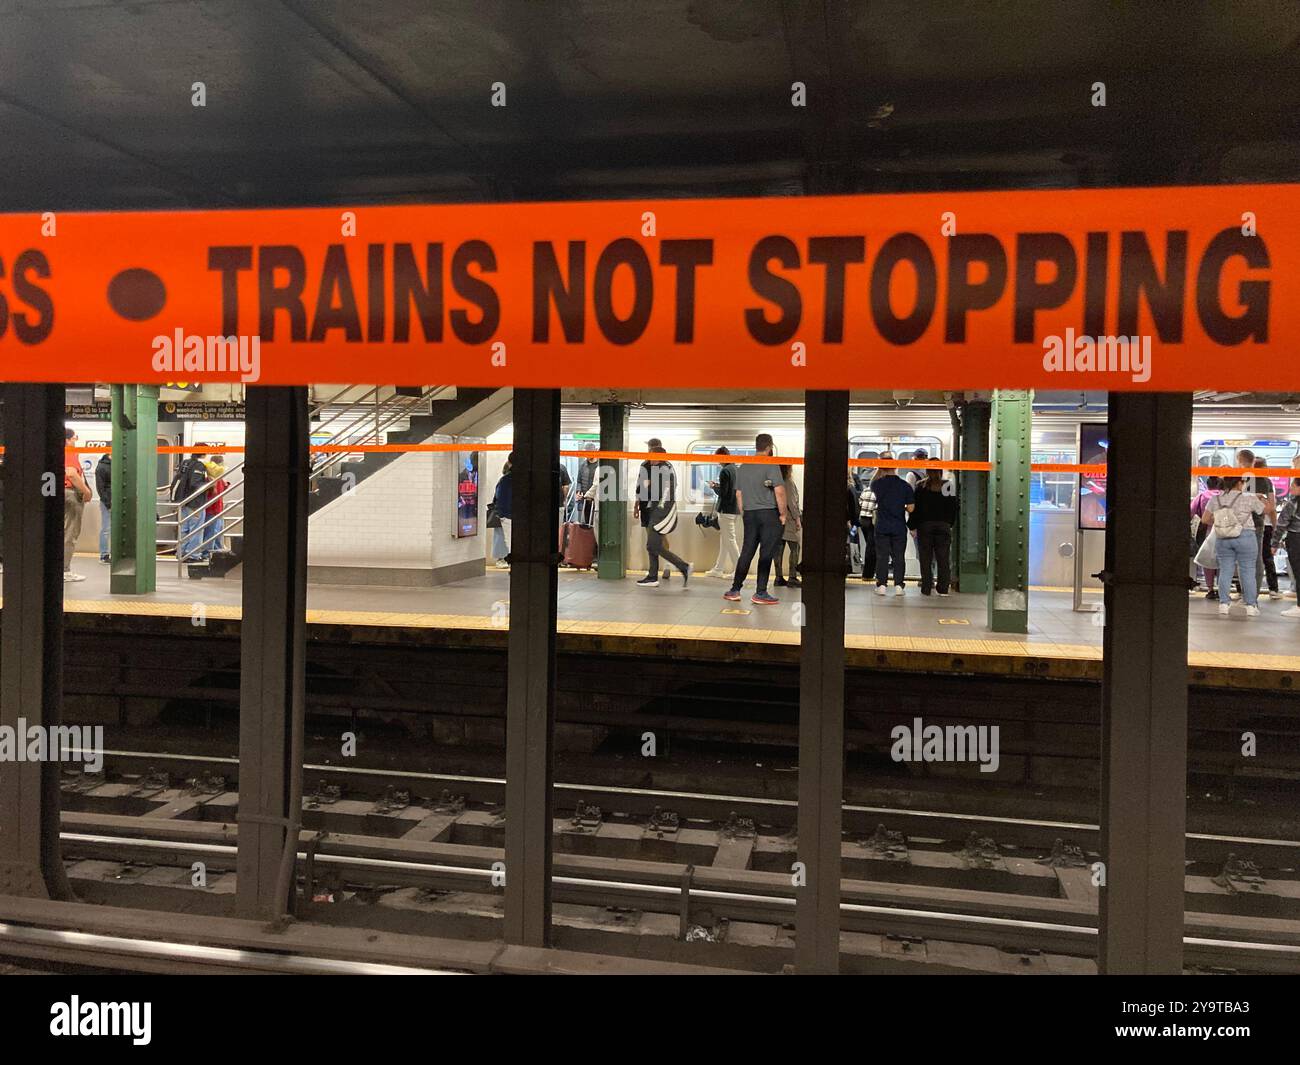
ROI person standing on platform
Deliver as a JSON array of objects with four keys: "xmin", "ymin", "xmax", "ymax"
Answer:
[
  {"xmin": 95, "ymin": 452, "xmax": 112, "ymax": 563},
  {"xmin": 63, "ymin": 429, "xmax": 92, "ymax": 582},
  {"xmin": 871, "ymin": 453, "xmax": 915, "ymax": 597},
  {"xmin": 1191, "ymin": 475, "xmax": 1223, "ymax": 599},
  {"xmin": 1274, "ymin": 477, "xmax": 1300, "ymax": 618},
  {"xmin": 634, "ymin": 438, "xmax": 690, "ymax": 588},
  {"xmin": 1205, "ymin": 475, "xmax": 1265, "ymax": 617},
  {"xmin": 856, "ymin": 466, "xmax": 878, "ymax": 581},
  {"xmin": 1254, "ymin": 457, "xmax": 1282, "ymax": 599},
  {"xmin": 911, "ymin": 468, "xmax": 956, "ymax": 596},
  {"xmin": 774, "ymin": 464, "xmax": 802, "ymax": 588},
  {"xmin": 202, "ymin": 455, "xmax": 229, "ymax": 556},
  {"xmin": 170, "ymin": 451, "xmax": 210, "ymax": 563},
  {"xmin": 723, "ymin": 433, "xmax": 787, "ymax": 606},
  {"xmin": 492, "ymin": 454, "xmax": 514, "ymax": 569},
  {"xmin": 706, "ymin": 446, "xmax": 741, "ymax": 580}
]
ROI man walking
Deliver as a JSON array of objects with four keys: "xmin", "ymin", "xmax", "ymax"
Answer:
[{"xmin": 723, "ymin": 433, "xmax": 787, "ymax": 606}]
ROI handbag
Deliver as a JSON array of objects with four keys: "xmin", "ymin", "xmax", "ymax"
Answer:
[
  {"xmin": 694, "ymin": 498, "xmax": 719, "ymax": 529},
  {"xmin": 1194, "ymin": 529, "xmax": 1218, "ymax": 569},
  {"xmin": 486, "ymin": 501, "xmax": 501, "ymax": 529}
]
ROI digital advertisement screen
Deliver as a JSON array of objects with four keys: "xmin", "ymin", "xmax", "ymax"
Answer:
[
  {"xmin": 1078, "ymin": 424, "xmax": 1108, "ymax": 531},
  {"xmin": 456, "ymin": 452, "xmax": 480, "ymax": 538}
]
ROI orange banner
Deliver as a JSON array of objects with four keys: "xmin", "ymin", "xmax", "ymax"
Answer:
[{"xmin": 1, "ymin": 184, "xmax": 1295, "ymax": 389}]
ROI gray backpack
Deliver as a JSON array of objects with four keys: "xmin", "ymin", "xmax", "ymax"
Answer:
[{"xmin": 1213, "ymin": 492, "xmax": 1244, "ymax": 539}]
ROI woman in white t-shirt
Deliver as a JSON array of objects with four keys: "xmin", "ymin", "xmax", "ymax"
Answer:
[{"xmin": 1205, "ymin": 476, "xmax": 1266, "ymax": 616}]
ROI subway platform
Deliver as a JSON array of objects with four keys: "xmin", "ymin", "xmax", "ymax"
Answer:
[{"xmin": 43, "ymin": 552, "xmax": 1300, "ymax": 687}]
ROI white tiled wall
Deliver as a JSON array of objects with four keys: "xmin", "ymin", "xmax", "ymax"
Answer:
[{"xmin": 308, "ymin": 435, "xmax": 486, "ymax": 570}]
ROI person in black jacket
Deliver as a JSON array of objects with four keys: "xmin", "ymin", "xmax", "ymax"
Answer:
[
  {"xmin": 911, "ymin": 468, "xmax": 957, "ymax": 596},
  {"xmin": 95, "ymin": 454, "xmax": 112, "ymax": 562},
  {"xmin": 706, "ymin": 446, "xmax": 741, "ymax": 579}
]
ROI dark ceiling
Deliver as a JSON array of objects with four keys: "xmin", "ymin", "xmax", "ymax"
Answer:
[{"xmin": 1, "ymin": 0, "xmax": 1298, "ymax": 212}]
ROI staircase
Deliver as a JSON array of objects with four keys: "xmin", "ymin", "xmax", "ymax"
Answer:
[
  {"xmin": 168, "ymin": 386, "xmax": 508, "ymax": 580},
  {"xmin": 307, "ymin": 386, "xmax": 503, "ymax": 514}
]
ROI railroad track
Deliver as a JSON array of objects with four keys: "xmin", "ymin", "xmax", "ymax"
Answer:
[
  {"xmin": 73, "ymin": 747, "xmax": 1300, "ymax": 867},
  {"xmin": 55, "ymin": 818, "xmax": 1300, "ymax": 974}
]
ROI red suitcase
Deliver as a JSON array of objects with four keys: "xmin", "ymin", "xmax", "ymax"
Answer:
[{"xmin": 563, "ymin": 522, "xmax": 597, "ymax": 569}]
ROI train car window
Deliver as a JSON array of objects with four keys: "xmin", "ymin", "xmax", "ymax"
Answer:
[
  {"xmin": 848, "ymin": 435, "xmax": 943, "ymax": 463},
  {"xmin": 686, "ymin": 442, "xmax": 756, "ymax": 505},
  {"xmin": 1197, "ymin": 438, "xmax": 1299, "ymax": 494},
  {"xmin": 1030, "ymin": 447, "xmax": 1077, "ymax": 510}
]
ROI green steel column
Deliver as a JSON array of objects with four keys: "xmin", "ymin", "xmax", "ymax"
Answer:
[
  {"xmin": 597, "ymin": 403, "xmax": 627, "ymax": 580},
  {"xmin": 987, "ymin": 390, "xmax": 1031, "ymax": 633},
  {"xmin": 957, "ymin": 401, "xmax": 991, "ymax": 594},
  {"xmin": 109, "ymin": 384, "xmax": 159, "ymax": 594}
]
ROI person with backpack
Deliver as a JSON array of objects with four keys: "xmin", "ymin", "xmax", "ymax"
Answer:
[
  {"xmin": 491, "ymin": 455, "xmax": 514, "ymax": 569},
  {"xmin": 95, "ymin": 453, "xmax": 112, "ymax": 563},
  {"xmin": 1205, "ymin": 475, "xmax": 1265, "ymax": 616},
  {"xmin": 170, "ymin": 451, "xmax": 210, "ymax": 562},
  {"xmin": 634, "ymin": 439, "xmax": 691, "ymax": 588}
]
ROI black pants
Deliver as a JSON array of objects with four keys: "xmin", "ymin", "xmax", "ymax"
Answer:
[
  {"xmin": 731, "ymin": 509, "xmax": 783, "ymax": 594},
  {"xmin": 874, "ymin": 529, "xmax": 907, "ymax": 587},
  {"xmin": 858, "ymin": 518, "xmax": 876, "ymax": 580},
  {"xmin": 646, "ymin": 527, "xmax": 688, "ymax": 579},
  {"xmin": 1286, "ymin": 530, "xmax": 1300, "ymax": 598},
  {"xmin": 775, "ymin": 539, "xmax": 800, "ymax": 580},
  {"xmin": 1262, "ymin": 530, "xmax": 1278, "ymax": 593},
  {"xmin": 917, "ymin": 521, "xmax": 952, "ymax": 594}
]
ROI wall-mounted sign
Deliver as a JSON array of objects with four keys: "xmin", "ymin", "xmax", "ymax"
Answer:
[{"xmin": 1078, "ymin": 424, "xmax": 1108, "ymax": 530}]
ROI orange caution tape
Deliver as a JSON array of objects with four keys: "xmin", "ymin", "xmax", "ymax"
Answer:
[{"xmin": 1, "ymin": 184, "xmax": 1296, "ymax": 389}]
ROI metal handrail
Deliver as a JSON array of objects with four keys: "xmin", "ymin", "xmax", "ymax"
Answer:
[{"xmin": 310, "ymin": 385, "xmax": 443, "ymax": 482}]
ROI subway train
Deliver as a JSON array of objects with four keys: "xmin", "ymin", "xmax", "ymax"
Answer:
[{"xmin": 530, "ymin": 398, "xmax": 1300, "ymax": 586}]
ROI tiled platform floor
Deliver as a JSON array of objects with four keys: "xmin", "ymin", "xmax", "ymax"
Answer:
[{"xmin": 42, "ymin": 553, "xmax": 1300, "ymax": 671}]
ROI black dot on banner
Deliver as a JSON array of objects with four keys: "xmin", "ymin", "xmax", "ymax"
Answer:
[{"xmin": 107, "ymin": 268, "xmax": 166, "ymax": 320}]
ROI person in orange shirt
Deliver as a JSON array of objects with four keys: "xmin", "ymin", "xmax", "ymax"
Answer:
[{"xmin": 63, "ymin": 428, "xmax": 92, "ymax": 581}]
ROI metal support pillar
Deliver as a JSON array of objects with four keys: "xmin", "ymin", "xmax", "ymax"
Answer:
[
  {"xmin": 0, "ymin": 385, "xmax": 74, "ymax": 900},
  {"xmin": 109, "ymin": 384, "xmax": 158, "ymax": 594},
  {"xmin": 236, "ymin": 387, "xmax": 309, "ymax": 920},
  {"xmin": 596, "ymin": 402, "xmax": 627, "ymax": 580},
  {"xmin": 795, "ymin": 390, "xmax": 848, "ymax": 973},
  {"xmin": 987, "ymin": 390, "xmax": 1031, "ymax": 633},
  {"xmin": 1099, "ymin": 392, "xmax": 1190, "ymax": 974},
  {"xmin": 504, "ymin": 389, "xmax": 560, "ymax": 946},
  {"xmin": 958, "ymin": 400, "xmax": 990, "ymax": 594}
]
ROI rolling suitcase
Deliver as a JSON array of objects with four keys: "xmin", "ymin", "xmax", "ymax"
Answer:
[{"xmin": 563, "ymin": 522, "xmax": 597, "ymax": 569}]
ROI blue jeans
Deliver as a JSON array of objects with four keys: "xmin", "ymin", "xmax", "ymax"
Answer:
[
  {"xmin": 98, "ymin": 500, "xmax": 111, "ymax": 557},
  {"xmin": 875, "ymin": 529, "xmax": 908, "ymax": 586},
  {"xmin": 1216, "ymin": 532, "xmax": 1259, "ymax": 607},
  {"xmin": 179, "ymin": 503, "xmax": 205, "ymax": 561},
  {"xmin": 206, "ymin": 514, "xmax": 225, "ymax": 553}
]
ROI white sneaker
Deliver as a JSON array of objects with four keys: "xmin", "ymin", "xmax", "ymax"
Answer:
[
  {"xmin": 1246, "ymin": 605, "xmax": 1260, "ymax": 617},
  {"xmin": 894, "ymin": 585, "xmax": 904, "ymax": 597},
  {"xmin": 874, "ymin": 585, "xmax": 887, "ymax": 597},
  {"xmin": 63, "ymin": 572, "xmax": 86, "ymax": 583},
  {"xmin": 494, "ymin": 560, "xmax": 509, "ymax": 569},
  {"xmin": 1281, "ymin": 606, "xmax": 1300, "ymax": 618},
  {"xmin": 1218, "ymin": 602, "xmax": 1231, "ymax": 615},
  {"xmin": 1269, "ymin": 592, "xmax": 1285, "ymax": 600}
]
